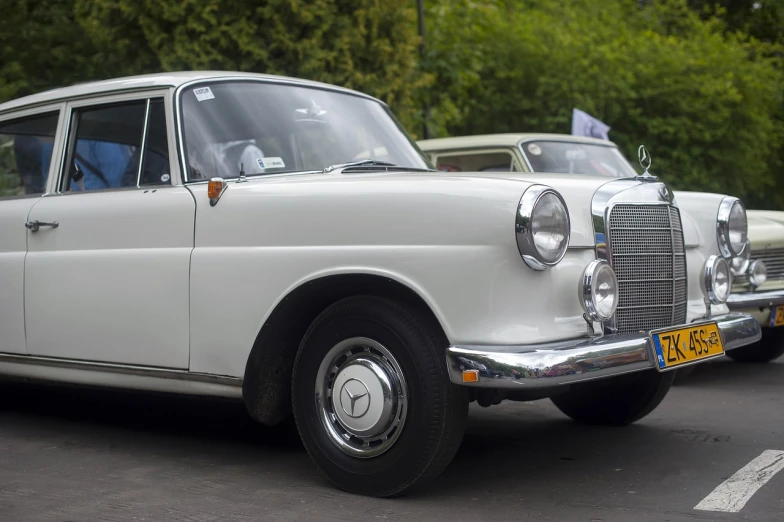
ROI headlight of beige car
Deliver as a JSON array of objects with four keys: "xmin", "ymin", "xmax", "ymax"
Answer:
[{"xmin": 717, "ymin": 196, "xmax": 748, "ymax": 259}]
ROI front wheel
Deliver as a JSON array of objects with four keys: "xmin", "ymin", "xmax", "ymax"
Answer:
[
  {"xmin": 726, "ymin": 327, "xmax": 784, "ymax": 363},
  {"xmin": 551, "ymin": 370, "xmax": 675, "ymax": 426},
  {"xmin": 292, "ymin": 296, "xmax": 468, "ymax": 497}
]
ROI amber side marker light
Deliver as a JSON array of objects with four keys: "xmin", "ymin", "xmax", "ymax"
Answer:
[
  {"xmin": 208, "ymin": 178, "xmax": 227, "ymax": 206},
  {"xmin": 462, "ymin": 370, "xmax": 480, "ymax": 383}
]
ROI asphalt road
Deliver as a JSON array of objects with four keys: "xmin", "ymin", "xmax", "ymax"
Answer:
[{"xmin": 0, "ymin": 357, "xmax": 782, "ymax": 522}]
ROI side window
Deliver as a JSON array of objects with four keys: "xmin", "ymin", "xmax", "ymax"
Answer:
[
  {"xmin": 0, "ymin": 111, "xmax": 59, "ymax": 197},
  {"xmin": 435, "ymin": 151, "xmax": 515, "ymax": 173},
  {"xmin": 139, "ymin": 100, "xmax": 172, "ymax": 186},
  {"xmin": 64, "ymin": 98, "xmax": 171, "ymax": 192}
]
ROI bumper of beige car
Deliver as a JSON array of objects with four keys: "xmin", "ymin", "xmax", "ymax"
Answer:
[
  {"xmin": 446, "ymin": 313, "xmax": 761, "ymax": 389},
  {"xmin": 727, "ymin": 289, "xmax": 784, "ymax": 310}
]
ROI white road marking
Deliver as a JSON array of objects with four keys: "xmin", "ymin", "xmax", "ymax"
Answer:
[{"xmin": 694, "ymin": 449, "xmax": 784, "ymax": 512}]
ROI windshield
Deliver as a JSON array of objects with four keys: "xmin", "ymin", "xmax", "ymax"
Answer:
[
  {"xmin": 519, "ymin": 140, "xmax": 638, "ymax": 178},
  {"xmin": 180, "ymin": 80, "xmax": 431, "ymax": 180}
]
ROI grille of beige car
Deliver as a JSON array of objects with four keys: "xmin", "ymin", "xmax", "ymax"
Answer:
[
  {"xmin": 733, "ymin": 247, "xmax": 784, "ymax": 290},
  {"xmin": 607, "ymin": 205, "xmax": 688, "ymax": 333}
]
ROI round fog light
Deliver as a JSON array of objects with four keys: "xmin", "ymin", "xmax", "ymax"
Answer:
[
  {"xmin": 701, "ymin": 255, "xmax": 732, "ymax": 305},
  {"xmin": 579, "ymin": 260, "xmax": 618, "ymax": 321},
  {"xmin": 747, "ymin": 260, "xmax": 767, "ymax": 288},
  {"xmin": 730, "ymin": 243, "xmax": 750, "ymax": 276}
]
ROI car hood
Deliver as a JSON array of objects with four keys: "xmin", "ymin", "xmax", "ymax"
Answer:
[
  {"xmin": 233, "ymin": 170, "xmax": 684, "ymax": 248},
  {"xmin": 430, "ymin": 171, "xmax": 697, "ymax": 248},
  {"xmin": 748, "ymin": 210, "xmax": 784, "ymax": 250},
  {"xmin": 448, "ymin": 171, "xmax": 624, "ymax": 247},
  {"xmin": 477, "ymin": 172, "xmax": 709, "ymax": 249},
  {"xmin": 248, "ymin": 170, "xmax": 619, "ymax": 247}
]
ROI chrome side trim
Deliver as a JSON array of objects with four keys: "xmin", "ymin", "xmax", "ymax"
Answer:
[
  {"xmin": 0, "ymin": 353, "xmax": 243, "ymax": 397},
  {"xmin": 446, "ymin": 312, "xmax": 760, "ymax": 389},
  {"xmin": 727, "ymin": 289, "xmax": 784, "ymax": 309},
  {"xmin": 56, "ymin": 104, "xmax": 76, "ymax": 192},
  {"xmin": 136, "ymin": 99, "xmax": 151, "ymax": 188}
]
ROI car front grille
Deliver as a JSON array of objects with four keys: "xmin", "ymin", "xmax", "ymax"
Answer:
[
  {"xmin": 733, "ymin": 247, "xmax": 784, "ymax": 289},
  {"xmin": 607, "ymin": 204, "xmax": 688, "ymax": 333}
]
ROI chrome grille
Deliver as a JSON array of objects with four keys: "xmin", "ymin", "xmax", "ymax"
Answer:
[
  {"xmin": 607, "ymin": 204, "xmax": 688, "ymax": 333},
  {"xmin": 733, "ymin": 247, "xmax": 784, "ymax": 289}
]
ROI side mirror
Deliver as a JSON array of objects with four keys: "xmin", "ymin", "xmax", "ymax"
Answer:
[
  {"xmin": 70, "ymin": 161, "xmax": 84, "ymax": 182},
  {"xmin": 69, "ymin": 161, "xmax": 86, "ymax": 191}
]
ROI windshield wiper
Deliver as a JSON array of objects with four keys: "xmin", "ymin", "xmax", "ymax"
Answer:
[
  {"xmin": 322, "ymin": 159, "xmax": 397, "ymax": 173},
  {"xmin": 322, "ymin": 159, "xmax": 436, "ymax": 174}
]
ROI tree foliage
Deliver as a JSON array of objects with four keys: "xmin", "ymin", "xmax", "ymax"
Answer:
[
  {"xmin": 0, "ymin": 0, "xmax": 781, "ymax": 208},
  {"xmin": 421, "ymin": 0, "xmax": 784, "ymax": 209},
  {"xmin": 72, "ymin": 0, "xmax": 429, "ymax": 130},
  {"xmin": 687, "ymin": 0, "xmax": 784, "ymax": 43},
  {"xmin": 0, "ymin": 0, "xmax": 99, "ymax": 102}
]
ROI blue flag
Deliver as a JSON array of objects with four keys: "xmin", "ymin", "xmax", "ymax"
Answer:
[{"xmin": 571, "ymin": 108, "xmax": 610, "ymax": 140}]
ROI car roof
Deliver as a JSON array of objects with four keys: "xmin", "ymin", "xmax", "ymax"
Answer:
[
  {"xmin": 0, "ymin": 71, "xmax": 379, "ymax": 115},
  {"xmin": 417, "ymin": 133, "xmax": 619, "ymax": 151}
]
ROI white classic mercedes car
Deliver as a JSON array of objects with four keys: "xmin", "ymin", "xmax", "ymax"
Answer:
[
  {"xmin": 0, "ymin": 74, "xmax": 761, "ymax": 497},
  {"xmin": 418, "ymin": 133, "xmax": 784, "ymax": 365}
]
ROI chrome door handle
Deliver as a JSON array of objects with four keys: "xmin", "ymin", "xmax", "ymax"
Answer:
[{"xmin": 25, "ymin": 220, "xmax": 59, "ymax": 232}]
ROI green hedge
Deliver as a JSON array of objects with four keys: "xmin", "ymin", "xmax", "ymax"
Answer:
[
  {"xmin": 420, "ymin": 0, "xmax": 784, "ymax": 209},
  {"xmin": 1, "ymin": 0, "xmax": 781, "ymax": 209}
]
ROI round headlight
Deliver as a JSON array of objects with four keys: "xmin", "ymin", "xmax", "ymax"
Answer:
[
  {"xmin": 516, "ymin": 185, "xmax": 570, "ymax": 270},
  {"xmin": 716, "ymin": 197, "xmax": 747, "ymax": 258},
  {"xmin": 730, "ymin": 242, "xmax": 750, "ymax": 276},
  {"xmin": 579, "ymin": 260, "xmax": 618, "ymax": 321},
  {"xmin": 701, "ymin": 255, "xmax": 732, "ymax": 305},
  {"xmin": 748, "ymin": 260, "xmax": 767, "ymax": 288}
]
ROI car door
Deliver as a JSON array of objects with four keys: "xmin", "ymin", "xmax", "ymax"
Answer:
[
  {"xmin": 0, "ymin": 106, "xmax": 64, "ymax": 355},
  {"xmin": 24, "ymin": 92, "xmax": 195, "ymax": 368}
]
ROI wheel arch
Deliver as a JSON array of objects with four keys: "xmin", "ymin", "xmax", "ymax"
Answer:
[{"xmin": 242, "ymin": 272, "xmax": 448, "ymax": 426}]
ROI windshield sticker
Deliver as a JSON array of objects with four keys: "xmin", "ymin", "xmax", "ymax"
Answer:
[
  {"xmin": 527, "ymin": 143, "xmax": 542, "ymax": 156},
  {"xmin": 565, "ymin": 148, "xmax": 588, "ymax": 160},
  {"xmin": 160, "ymin": 173, "xmax": 170, "ymax": 183},
  {"xmin": 256, "ymin": 157, "xmax": 285, "ymax": 169},
  {"xmin": 193, "ymin": 87, "xmax": 215, "ymax": 102}
]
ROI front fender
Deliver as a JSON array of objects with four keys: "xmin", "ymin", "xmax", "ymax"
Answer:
[{"xmin": 185, "ymin": 174, "xmax": 594, "ymax": 377}]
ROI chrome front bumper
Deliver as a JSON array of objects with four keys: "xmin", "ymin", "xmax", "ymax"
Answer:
[
  {"xmin": 727, "ymin": 289, "xmax": 784, "ymax": 309},
  {"xmin": 446, "ymin": 313, "xmax": 761, "ymax": 389}
]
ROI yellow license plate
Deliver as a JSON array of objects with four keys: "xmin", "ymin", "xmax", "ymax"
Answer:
[
  {"xmin": 650, "ymin": 322, "xmax": 724, "ymax": 370},
  {"xmin": 771, "ymin": 306, "xmax": 784, "ymax": 328}
]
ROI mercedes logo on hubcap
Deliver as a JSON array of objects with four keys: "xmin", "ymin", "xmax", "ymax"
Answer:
[{"xmin": 339, "ymin": 378, "xmax": 371, "ymax": 418}]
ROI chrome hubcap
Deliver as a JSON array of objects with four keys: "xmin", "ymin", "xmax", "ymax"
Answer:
[{"xmin": 315, "ymin": 337, "xmax": 408, "ymax": 458}]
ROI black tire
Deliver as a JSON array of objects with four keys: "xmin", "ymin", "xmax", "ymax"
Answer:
[
  {"xmin": 291, "ymin": 295, "xmax": 468, "ymax": 497},
  {"xmin": 726, "ymin": 327, "xmax": 784, "ymax": 363},
  {"xmin": 551, "ymin": 369, "xmax": 675, "ymax": 426}
]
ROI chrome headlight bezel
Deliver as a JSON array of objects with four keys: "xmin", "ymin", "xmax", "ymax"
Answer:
[
  {"xmin": 730, "ymin": 241, "xmax": 751, "ymax": 276},
  {"xmin": 516, "ymin": 185, "xmax": 571, "ymax": 271},
  {"xmin": 701, "ymin": 254, "xmax": 732, "ymax": 305},
  {"xmin": 716, "ymin": 196, "xmax": 748, "ymax": 259},
  {"xmin": 747, "ymin": 259, "xmax": 767, "ymax": 288},
  {"xmin": 579, "ymin": 259, "xmax": 619, "ymax": 321}
]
